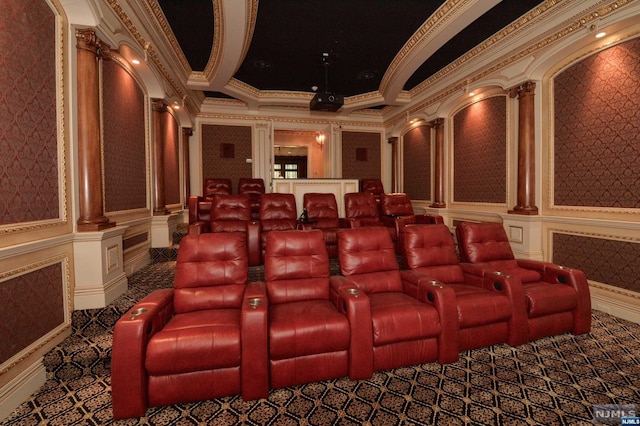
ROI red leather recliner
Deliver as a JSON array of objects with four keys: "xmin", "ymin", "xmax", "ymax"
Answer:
[
  {"xmin": 331, "ymin": 227, "xmax": 459, "ymax": 371},
  {"xmin": 264, "ymin": 229, "xmax": 372, "ymax": 390},
  {"xmin": 111, "ymin": 233, "xmax": 268, "ymax": 419},
  {"xmin": 258, "ymin": 193, "xmax": 297, "ymax": 262},
  {"xmin": 238, "ymin": 178, "xmax": 265, "ymax": 220},
  {"xmin": 205, "ymin": 194, "xmax": 261, "ymax": 266},
  {"xmin": 302, "ymin": 193, "xmax": 349, "ymax": 258},
  {"xmin": 188, "ymin": 178, "xmax": 233, "ymax": 226},
  {"xmin": 455, "ymin": 221, "xmax": 592, "ymax": 341},
  {"xmin": 360, "ymin": 178, "xmax": 385, "ymax": 207},
  {"xmin": 379, "ymin": 192, "xmax": 443, "ymax": 253},
  {"xmin": 402, "ymin": 224, "xmax": 529, "ymax": 351},
  {"xmin": 344, "ymin": 192, "xmax": 398, "ymax": 248}
]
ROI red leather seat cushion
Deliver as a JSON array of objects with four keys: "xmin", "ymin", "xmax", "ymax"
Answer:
[
  {"xmin": 484, "ymin": 260, "xmax": 542, "ymax": 283},
  {"xmin": 452, "ymin": 284, "xmax": 512, "ymax": 328},
  {"xmin": 524, "ymin": 282, "xmax": 578, "ymax": 318},
  {"xmin": 146, "ymin": 310, "xmax": 240, "ymax": 376},
  {"xmin": 269, "ymin": 300, "xmax": 350, "ymax": 359},
  {"xmin": 369, "ymin": 292, "xmax": 441, "ymax": 346}
]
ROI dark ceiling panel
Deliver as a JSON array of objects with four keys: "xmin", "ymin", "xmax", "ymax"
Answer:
[
  {"xmin": 404, "ymin": 0, "xmax": 546, "ymax": 90},
  {"xmin": 233, "ymin": 0, "xmax": 445, "ymax": 96},
  {"xmin": 157, "ymin": 0, "xmax": 214, "ymax": 71}
]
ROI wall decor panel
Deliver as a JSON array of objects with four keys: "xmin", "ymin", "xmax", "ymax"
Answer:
[
  {"xmin": 0, "ymin": 0, "xmax": 58, "ymax": 225},
  {"xmin": 403, "ymin": 125, "xmax": 431, "ymax": 201},
  {"xmin": 0, "ymin": 262, "xmax": 65, "ymax": 365},
  {"xmin": 102, "ymin": 60, "xmax": 147, "ymax": 213},
  {"xmin": 163, "ymin": 112, "xmax": 180, "ymax": 206},
  {"xmin": 201, "ymin": 124, "xmax": 252, "ymax": 191},
  {"xmin": 341, "ymin": 131, "xmax": 381, "ymax": 181},
  {"xmin": 553, "ymin": 37, "xmax": 640, "ymax": 208},
  {"xmin": 453, "ymin": 96, "xmax": 507, "ymax": 204},
  {"xmin": 553, "ymin": 233, "xmax": 639, "ymax": 294}
]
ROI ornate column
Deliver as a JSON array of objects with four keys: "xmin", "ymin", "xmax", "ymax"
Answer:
[
  {"xmin": 152, "ymin": 99, "xmax": 168, "ymax": 215},
  {"xmin": 75, "ymin": 29, "xmax": 114, "ymax": 231},
  {"xmin": 509, "ymin": 81, "xmax": 538, "ymax": 215},
  {"xmin": 388, "ymin": 137, "xmax": 398, "ymax": 192},
  {"xmin": 430, "ymin": 118, "xmax": 446, "ymax": 208},
  {"xmin": 182, "ymin": 127, "xmax": 193, "ymax": 208}
]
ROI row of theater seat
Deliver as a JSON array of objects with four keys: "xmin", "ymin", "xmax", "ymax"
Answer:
[
  {"xmin": 189, "ymin": 190, "xmax": 442, "ymax": 265},
  {"xmin": 111, "ymin": 222, "xmax": 592, "ymax": 419}
]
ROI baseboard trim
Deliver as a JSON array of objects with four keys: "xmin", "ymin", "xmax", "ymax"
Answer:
[
  {"xmin": 590, "ymin": 283, "xmax": 640, "ymax": 324},
  {"xmin": 0, "ymin": 358, "xmax": 46, "ymax": 422}
]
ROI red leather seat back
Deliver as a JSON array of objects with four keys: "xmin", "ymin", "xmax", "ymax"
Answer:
[
  {"xmin": 455, "ymin": 221, "xmax": 515, "ymax": 264},
  {"xmin": 359, "ymin": 179, "xmax": 384, "ymax": 198},
  {"xmin": 303, "ymin": 193, "xmax": 340, "ymax": 228},
  {"xmin": 259, "ymin": 193, "xmax": 297, "ymax": 230},
  {"xmin": 203, "ymin": 178, "xmax": 232, "ymax": 199},
  {"xmin": 403, "ymin": 224, "xmax": 465, "ymax": 284},
  {"xmin": 210, "ymin": 194, "xmax": 251, "ymax": 223},
  {"xmin": 265, "ymin": 230, "xmax": 330, "ymax": 304},
  {"xmin": 380, "ymin": 193, "xmax": 414, "ymax": 216},
  {"xmin": 337, "ymin": 227, "xmax": 402, "ymax": 294},
  {"xmin": 238, "ymin": 178, "xmax": 265, "ymax": 196},
  {"xmin": 173, "ymin": 233, "xmax": 248, "ymax": 314},
  {"xmin": 345, "ymin": 192, "xmax": 379, "ymax": 221}
]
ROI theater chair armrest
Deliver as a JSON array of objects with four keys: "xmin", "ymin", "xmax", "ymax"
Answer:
[
  {"xmin": 460, "ymin": 263, "xmax": 491, "ymax": 285},
  {"xmin": 188, "ymin": 221, "xmax": 210, "ymax": 236},
  {"xmin": 480, "ymin": 272, "xmax": 529, "ymax": 346},
  {"xmin": 247, "ymin": 221, "xmax": 261, "ymax": 266},
  {"xmin": 241, "ymin": 282, "xmax": 269, "ymax": 400},
  {"xmin": 111, "ymin": 288, "xmax": 174, "ymax": 419},
  {"xmin": 400, "ymin": 270, "xmax": 458, "ymax": 364},
  {"xmin": 526, "ymin": 261, "xmax": 592, "ymax": 335},
  {"xmin": 329, "ymin": 276, "xmax": 373, "ymax": 380},
  {"xmin": 188, "ymin": 196, "xmax": 203, "ymax": 225}
]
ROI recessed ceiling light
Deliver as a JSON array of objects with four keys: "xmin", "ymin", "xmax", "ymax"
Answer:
[
  {"xmin": 468, "ymin": 92, "xmax": 475, "ymax": 97},
  {"xmin": 131, "ymin": 59, "xmax": 140, "ymax": 65},
  {"xmin": 595, "ymin": 31, "xmax": 606, "ymax": 39}
]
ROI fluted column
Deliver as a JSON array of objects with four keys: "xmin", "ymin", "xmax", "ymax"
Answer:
[
  {"xmin": 388, "ymin": 137, "xmax": 398, "ymax": 192},
  {"xmin": 509, "ymin": 81, "xmax": 538, "ymax": 215},
  {"xmin": 182, "ymin": 127, "xmax": 193, "ymax": 208},
  {"xmin": 430, "ymin": 118, "xmax": 446, "ymax": 208},
  {"xmin": 152, "ymin": 99, "xmax": 168, "ymax": 215},
  {"xmin": 75, "ymin": 29, "xmax": 114, "ymax": 231}
]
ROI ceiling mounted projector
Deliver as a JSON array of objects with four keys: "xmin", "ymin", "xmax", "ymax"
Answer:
[
  {"xmin": 310, "ymin": 51, "xmax": 343, "ymax": 112},
  {"xmin": 310, "ymin": 92, "xmax": 343, "ymax": 112}
]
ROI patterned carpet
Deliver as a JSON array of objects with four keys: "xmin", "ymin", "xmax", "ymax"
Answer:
[{"xmin": 2, "ymin": 260, "xmax": 640, "ymax": 426}]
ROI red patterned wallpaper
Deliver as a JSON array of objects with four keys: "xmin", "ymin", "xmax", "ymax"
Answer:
[
  {"xmin": 201, "ymin": 124, "xmax": 252, "ymax": 193},
  {"xmin": 0, "ymin": 0, "xmax": 58, "ymax": 224},
  {"xmin": 341, "ymin": 131, "xmax": 381, "ymax": 180},
  {"xmin": 553, "ymin": 233, "xmax": 639, "ymax": 293},
  {"xmin": 453, "ymin": 96, "xmax": 507, "ymax": 203},
  {"xmin": 554, "ymin": 38, "xmax": 640, "ymax": 208},
  {"xmin": 163, "ymin": 112, "xmax": 180, "ymax": 205},
  {"xmin": 403, "ymin": 125, "xmax": 431, "ymax": 200},
  {"xmin": 102, "ymin": 60, "xmax": 147, "ymax": 213},
  {"xmin": 0, "ymin": 263, "xmax": 64, "ymax": 364}
]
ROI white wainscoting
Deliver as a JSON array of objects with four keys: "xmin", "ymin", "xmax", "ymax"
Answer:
[{"xmin": 273, "ymin": 179, "xmax": 359, "ymax": 217}]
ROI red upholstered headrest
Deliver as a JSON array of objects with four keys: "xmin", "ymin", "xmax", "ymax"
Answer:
[
  {"xmin": 344, "ymin": 192, "xmax": 378, "ymax": 219},
  {"xmin": 173, "ymin": 233, "xmax": 248, "ymax": 313},
  {"xmin": 264, "ymin": 230, "xmax": 330, "ymax": 304},
  {"xmin": 455, "ymin": 221, "xmax": 515, "ymax": 264},
  {"xmin": 380, "ymin": 193, "xmax": 414, "ymax": 216}
]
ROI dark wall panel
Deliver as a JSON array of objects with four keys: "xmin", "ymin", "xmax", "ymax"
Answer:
[
  {"xmin": 341, "ymin": 131, "xmax": 381, "ymax": 181},
  {"xmin": 102, "ymin": 60, "xmax": 147, "ymax": 212},
  {"xmin": 554, "ymin": 37, "xmax": 640, "ymax": 208},
  {"xmin": 163, "ymin": 112, "xmax": 180, "ymax": 206},
  {"xmin": 453, "ymin": 96, "xmax": 507, "ymax": 203},
  {"xmin": 201, "ymin": 124, "xmax": 252, "ymax": 193},
  {"xmin": 553, "ymin": 233, "xmax": 640, "ymax": 293},
  {"xmin": 0, "ymin": 263, "xmax": 65, "ymax": 364},
  {"xmin": 403, "ymin": 125, "xmax": 431, "ymax": 201},
  {"xmin": 0, "ymin": 0, "xmax": 58, "ymax": 224}
]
